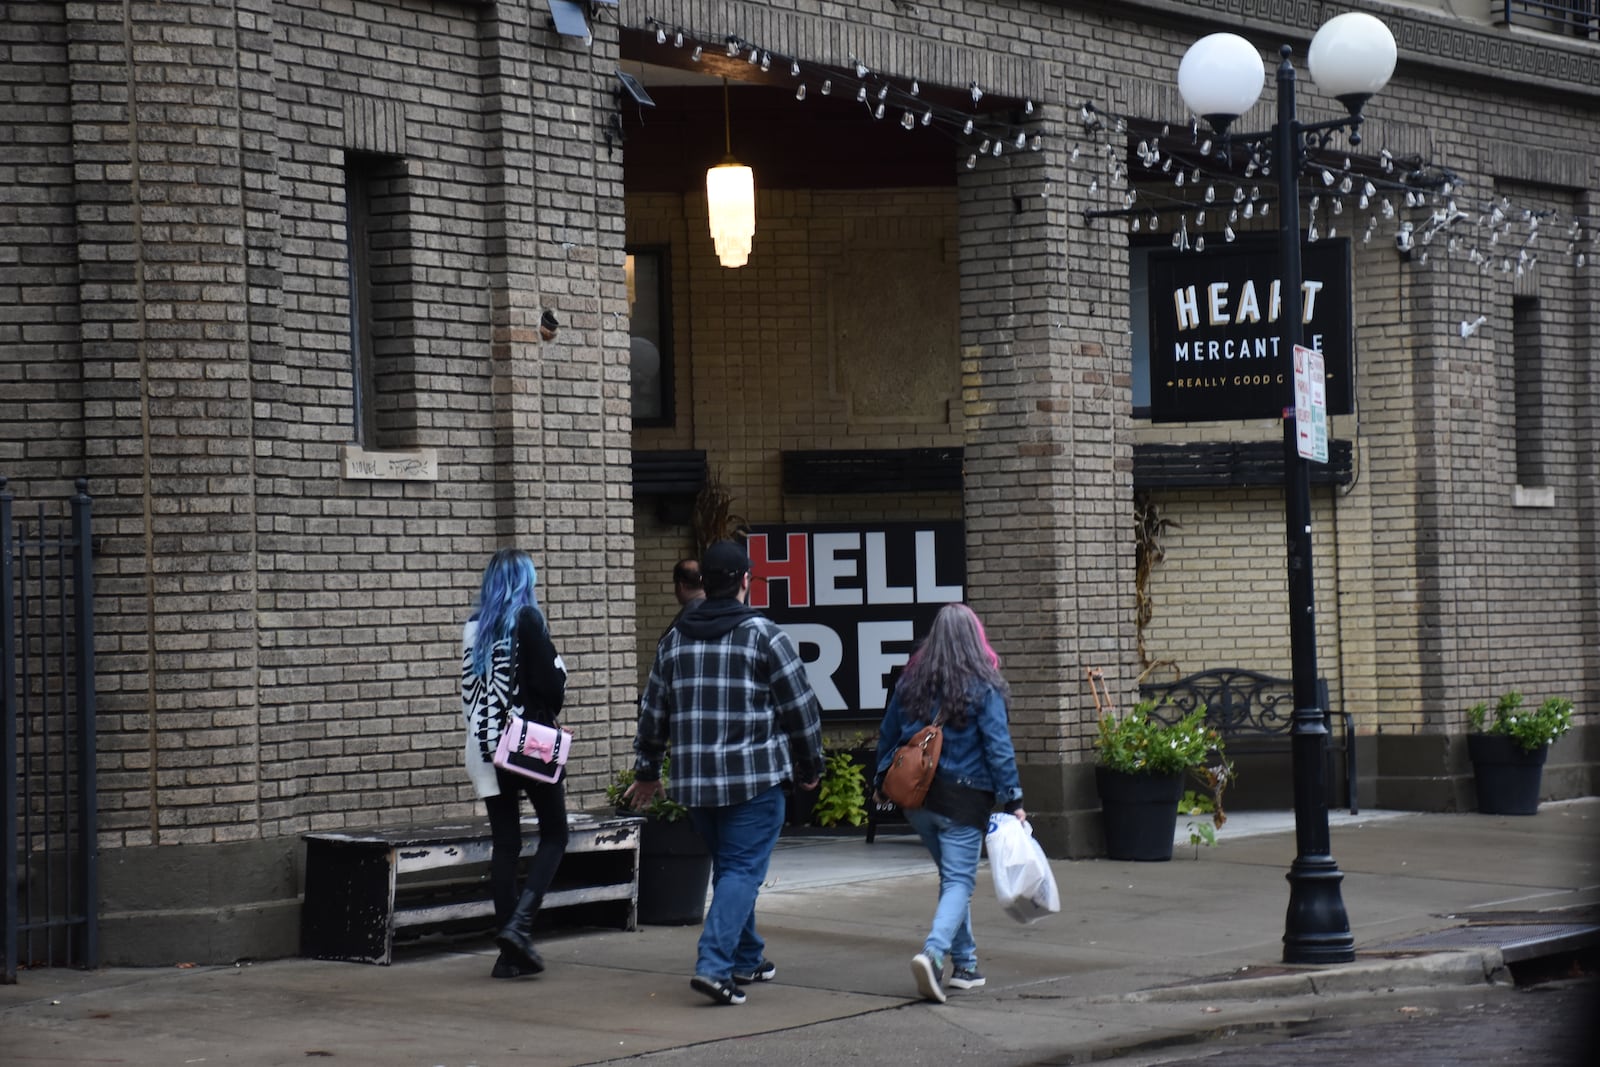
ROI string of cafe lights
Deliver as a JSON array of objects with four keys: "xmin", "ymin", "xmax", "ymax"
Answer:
[
  {"xmin": 639, "ymin": 16, "xmax": 1048, "ymax": 167},
  {"xmin": 1069, "ymin": 102, "xmax": 1595, "ymax": 338},
  {"xmin": 630, "ymin": 17, "xmax": 1589, "ymax": 339}
]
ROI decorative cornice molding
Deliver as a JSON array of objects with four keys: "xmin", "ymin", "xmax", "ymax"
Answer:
[{"xmin": 1090, "ymin": 0, "xmax": 1597, "ymax": 96}]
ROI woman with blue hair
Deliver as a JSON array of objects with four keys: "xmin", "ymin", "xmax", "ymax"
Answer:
[{"xmin": 461, "ymin": 548, "xmax": 569, "ymax": 979}]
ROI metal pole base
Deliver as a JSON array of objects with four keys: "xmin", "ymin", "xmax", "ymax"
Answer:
[{"xmin": 1283, "ymin": 856, "xmax": 1355, "ymax": 964}]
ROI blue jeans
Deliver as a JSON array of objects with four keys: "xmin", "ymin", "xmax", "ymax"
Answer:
[
  {"xmin": 904, "ymin": 806, "xmax": 982, "ymax": 971},
  {"xmin": 687, "ymin": 785, "xmax": 787, "ymax": 980}
]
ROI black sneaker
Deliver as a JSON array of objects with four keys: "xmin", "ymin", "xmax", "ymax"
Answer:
[
  {"xmin": 732, "ymin": 959, "xmax": 777, "ymax": 984},
  {"xmin": 690, "ymin": 974, "xmax": 747, "ymax": 1005},
  {"xmin": 947, "ymin": 966, "xmax": 986, "ymax": 990}
]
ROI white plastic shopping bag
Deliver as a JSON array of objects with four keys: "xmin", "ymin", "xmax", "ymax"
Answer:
[{"xmin": 984, "ymin": 811, "xmax": 1060, "ymax": 924}]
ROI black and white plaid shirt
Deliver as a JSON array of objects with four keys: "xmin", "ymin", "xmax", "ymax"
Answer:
[{"xmin": 636, "ymin": 606, "xmax": 824, "ymax": 809}]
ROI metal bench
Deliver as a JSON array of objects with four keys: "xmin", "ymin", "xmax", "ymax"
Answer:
[
  {"xmin": 1138, "ymin": 668, "xmax": 1357, "ymax": 814},
  {"xmin": 300, "ymin": 811, "xmax": 641, "ymax": 964}
]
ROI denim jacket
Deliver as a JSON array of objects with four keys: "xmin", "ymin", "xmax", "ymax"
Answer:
[{"xmin": 873, "ymin": 682, "xmax": 1023, "ymax": 811}]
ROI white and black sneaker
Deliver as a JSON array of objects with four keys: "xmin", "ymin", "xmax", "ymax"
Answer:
[
  {"xmin": 910, "ymin": 952, "xmax": 946, "ymax": 1003},
  {"xmin": 690, "ymin": 974, "xmax": 747, "ymax": 1005},
  {"xmin": 733, "ymin": 959, "xmax": 777, "ymax": 984}
]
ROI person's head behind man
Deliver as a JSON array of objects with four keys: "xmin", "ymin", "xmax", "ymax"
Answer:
[
  {"xmin": 672, "ymin": 558, "xmax": 704, "ymax": 606},
  {"xmin": 699, "ymin": 540, "xmax": 751, "ymax": 601}
]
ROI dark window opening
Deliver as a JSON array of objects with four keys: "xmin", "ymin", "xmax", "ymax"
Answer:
[
  {"xmin": 626, "ymin": 246, "xmax": 674, "ymax": 427},
  {"xmin": 345, "ymin": 153, "xmax": 413, "ymax": 449},
  {"xmin": 1512, "ymin": 295, "xmax": 1547, "ymax": 488}
]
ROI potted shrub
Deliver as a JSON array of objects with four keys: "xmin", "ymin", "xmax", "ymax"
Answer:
[
  {"xmin": 1466, "ymin": 691, "xmax": 1574, "ymax": 815},
  {"xmin": 1094, "ymin": 700, "xmax": 1229, "ymax": 861},
  {"xmin": 606, "ymin": 759, "xmax": 713, "ymax": 925}
]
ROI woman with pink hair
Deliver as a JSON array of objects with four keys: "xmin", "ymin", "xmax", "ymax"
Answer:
[{"xmin": 873, "ymin": 602, "xmax": 1024, "ymax": 1003}]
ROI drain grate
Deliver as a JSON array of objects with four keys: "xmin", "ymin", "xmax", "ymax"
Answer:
[{"xmin": 1375, "ymin": 922, "xmax": 1600, "ymax": 963}]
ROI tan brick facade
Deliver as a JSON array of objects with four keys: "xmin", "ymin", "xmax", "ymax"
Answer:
[{"xmin": 2, "ymin": 0, "xmax": 1595, "ymax": 962}]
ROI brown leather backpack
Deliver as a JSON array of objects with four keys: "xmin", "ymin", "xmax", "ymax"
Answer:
[{"xmin": 880, "ymin": 717, "xmax": 944, "ymax": 810}]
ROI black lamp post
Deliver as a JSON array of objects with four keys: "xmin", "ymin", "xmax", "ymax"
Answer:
[{"xmin": 1179, "ymin": 12, "xmax": 1397, "ymax": 965}]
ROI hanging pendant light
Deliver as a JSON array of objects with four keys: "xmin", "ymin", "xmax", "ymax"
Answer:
[{"xmin": 706, "ymin": 78, "xmax": 755, "ymax": 268}]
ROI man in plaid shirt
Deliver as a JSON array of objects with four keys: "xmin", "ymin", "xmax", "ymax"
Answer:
[{"xmin": 626, "ymin": 540, "xmax": 824, "ymax": 1006}]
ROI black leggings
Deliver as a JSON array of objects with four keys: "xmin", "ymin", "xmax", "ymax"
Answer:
[{"xmin": 484, "ymin": 769, "xmax": 568, "ymax": 928}]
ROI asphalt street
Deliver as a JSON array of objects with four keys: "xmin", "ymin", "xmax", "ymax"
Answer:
[{"xmin": 1117, "ymin": 978, "xmax": 1598, "ymax": 1067}]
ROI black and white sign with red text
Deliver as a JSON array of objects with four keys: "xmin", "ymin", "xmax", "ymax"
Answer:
[{"xmin": 747, "ymin": 522, "xmax": 966, "ymax": 719}]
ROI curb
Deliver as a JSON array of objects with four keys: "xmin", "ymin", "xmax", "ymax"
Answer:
[{"xmin": 1122, "ymin": 949, "xmax": 1509, "ymax": 1003}]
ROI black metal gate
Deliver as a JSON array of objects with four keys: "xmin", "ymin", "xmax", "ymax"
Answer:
[{"xmin": 2, "ymin": 477, "xmax": 96, "ymax": 983}]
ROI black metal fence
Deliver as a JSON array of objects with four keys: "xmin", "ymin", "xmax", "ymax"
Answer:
[
  {"xmin": 3, "ymin": 478, "xmax": 97, "ymax": 983},
  {"xmin": 1504, "ymin": 0, "xmax": 1599, "ymax": 38}
]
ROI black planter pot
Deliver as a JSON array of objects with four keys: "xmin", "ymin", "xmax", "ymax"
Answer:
[
  {"xmin": 786, "ymin": 783, "xmax": 819, "ymax": 828},
  {"xmin": 1467, "ymin": 733, "xmax": 1548, "ymax": 816},
  {"xmin": 635, "ymin": 815, "xmax": 713, "ymax": 925},
  {"xmin": 1096, "ymin": 766, "xmax": 1184, "ymax": 861}
]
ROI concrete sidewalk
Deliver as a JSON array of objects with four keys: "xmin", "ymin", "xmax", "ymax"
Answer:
[{"xmin": 3, "ymin": 800, "xmax": 1596, "ymax": 1066}]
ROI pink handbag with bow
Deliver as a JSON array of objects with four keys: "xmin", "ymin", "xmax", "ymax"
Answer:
[{"xmin": 493, "ymin": 714, "xmax": 572, "ymax": 784}]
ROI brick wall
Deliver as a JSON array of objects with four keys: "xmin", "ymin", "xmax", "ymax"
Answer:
[
  {"xmin": 0, "ymin": 3, "xmax": 81, "ymax": 493},
  {"xmin": 2, "ymin": 0, "xmax": 1595, "ymax": 959},
  {"xmin": 3, "ymin": 0, "xmax": 636, "ymax": 864},
  {"xmin": 1113, "ymin": 19, "xmax": 1600, "ymax": 748}
]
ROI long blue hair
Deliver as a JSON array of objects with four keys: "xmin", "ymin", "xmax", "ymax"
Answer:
[{"xmin": 468, "ymin": 548, "xmax": 541, "ymax": 677}]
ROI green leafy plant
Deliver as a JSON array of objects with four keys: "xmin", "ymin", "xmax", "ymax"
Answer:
[
  {"xmin": 1185, "ymin": 818, "xmax": 1217, "ymax": 856},
  {"xmin": 1095, "ymin": 701, "xmax": 1222, "ymax": 776},
  {"xmin": 606, "ymin": 757, "xmax": 689, "ymax": 822},
  {"xmin": 1467, "ymin": 690, "xmax": 1574, "ymax": 753},
  {"xmin": 1181, "ymin": 761, "xmax": 1234, "ymax": 855},
  {"xmin": 1098, "ymin": 701, "xmax": 1234, "ymax": 852},
  {"xmin": 812, "ymin": 749, "xmax": 867, "ymax": 828}
]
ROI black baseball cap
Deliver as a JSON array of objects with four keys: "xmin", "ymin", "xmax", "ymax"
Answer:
[{"xmin": 700, "ymin": 540, "xmax": 751, "ymax": 579}]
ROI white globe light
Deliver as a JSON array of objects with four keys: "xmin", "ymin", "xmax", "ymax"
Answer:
[
  {"xmin": 1178, "ymin": 33, "xmax": 1265, "ymax": 126},
  {"xmin": 1308, "ymin": 12, "xmax": 1396, "ymax": 101}
]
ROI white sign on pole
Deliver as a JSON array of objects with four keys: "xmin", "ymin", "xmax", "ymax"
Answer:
[
  {"xmin": 1307, "ymin": 348, "xmax": 1329, "ymax": 465},
  {"xmin": 1293, "ymin": 344, "xmax": 1329, "ymax": 464}
]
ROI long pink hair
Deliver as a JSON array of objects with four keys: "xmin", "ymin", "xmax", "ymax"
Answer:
[{"xmin": 895, "ymin": 603, "xmax": 1008, "ymax": 728}]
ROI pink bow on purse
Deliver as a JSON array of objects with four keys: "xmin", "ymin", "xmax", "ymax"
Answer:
[{"xmin": 493, "ymin": 714, "xmax": 572, "ymax": 784}]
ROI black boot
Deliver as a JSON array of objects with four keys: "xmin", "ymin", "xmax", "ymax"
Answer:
[
  {"xmin": 494, "ymin": 888, "xmax": 545, "ymax": 974},
  {"xmin": 490, "ymin": 951, "xmax": 539, "ymax": 979}
]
